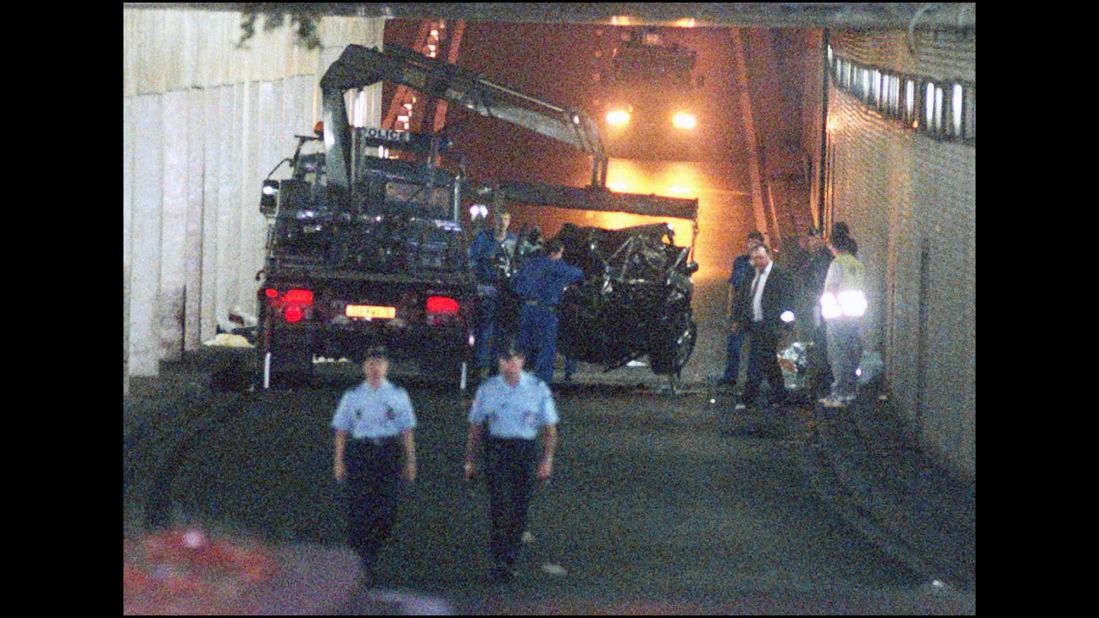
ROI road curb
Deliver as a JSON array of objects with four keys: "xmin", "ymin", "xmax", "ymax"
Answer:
[{"xmin": 800, "ymin": 386, "xmax": 975, "ymax": 592}]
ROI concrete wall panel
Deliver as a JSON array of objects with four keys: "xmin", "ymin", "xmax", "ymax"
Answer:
[
  {"xmin": 160, "ymin": 90, "xmax": 189, "ymax": 360},
  {"xmin": 184, "ymin": 88, "xmax": 206, "ymax": 351},
  {"xmin": 237, "ymin": 80, "xmax": 262, "ymax": 321},
  {"xmin": 124, "ymin": 99, "xmax": 134, "ymax": 393},
  {"xmin": 124, "ymin": 6, "xmax": 385, "ymax": 381},
  {"xmin": 128, "ymin": 94, "xmax": 163, "ymax": 376},
  {"xmin": 213, "ymin": 84, "xmax": 238, "ymax": 335},
  {"xmin": 199, "ymin": 86, "xmax": 222, "ymax": 344}
]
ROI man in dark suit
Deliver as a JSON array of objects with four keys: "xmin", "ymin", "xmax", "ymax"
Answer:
[{"xmin": 732, "ymin": 243, "xmax": 796, "ymax": 409}]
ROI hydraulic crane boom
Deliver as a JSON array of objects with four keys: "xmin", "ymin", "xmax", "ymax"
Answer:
[
  {"xmin": 321, "ymin": 44, "xmax": 607, "ymax": 186},
  {"xmin": 320, "ymin": 43, "xmax": 698, "ymax": 223}
]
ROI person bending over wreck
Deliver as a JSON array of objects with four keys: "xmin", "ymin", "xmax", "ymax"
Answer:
[{"xmin": 511, "ymin": 238, "xmax": 582, "ymax": 385}]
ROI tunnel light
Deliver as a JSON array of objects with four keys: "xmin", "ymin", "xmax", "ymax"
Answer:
[
  {"xmin": 675, "ymin": 18, "xmax": 696, "ymax": 28},
  {"xmin": 469, "ymin": 204, "xmax": 488, "ymax": 219},
  {"xmin": 606, "ymin": 109, "xmax": 631, "ymax": 126},
  {"xmin": 672, "ymin": 112, "xmax": 697, "ymax": 130},
  {"xmin": 780, "ymin": 310, "xmax": 795, "ymax": 323}
]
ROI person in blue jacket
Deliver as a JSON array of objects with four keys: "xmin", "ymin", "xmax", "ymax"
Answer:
[
  {"xmin": 511, "ymin": 238, "xmax": 583, "ymax": 386},
  {"xmin": 468, "ymin": 209, "xmax": 517, "ymax": 378},
  {"xmin": 722, "ymin": 231, "xmax": 764, "ymax": 387}
]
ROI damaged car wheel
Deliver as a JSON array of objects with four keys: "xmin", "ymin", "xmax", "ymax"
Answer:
[{"xmin": 648, "ymin": 308, "xmax": 697, "ymax": 376}]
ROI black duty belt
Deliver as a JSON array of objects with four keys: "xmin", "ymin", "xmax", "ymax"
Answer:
[{"xmin": 353, "ymin": 435, "xmax": 399, "ymax": 447}]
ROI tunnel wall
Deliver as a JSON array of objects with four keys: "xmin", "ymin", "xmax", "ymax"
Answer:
[
  {"xmin": 123, "ymin": 7, "xmax": 385, "ymax": 390},
  {"xmin": 826, "ymin": 29, "xmax": 975, "ymax": 482}
]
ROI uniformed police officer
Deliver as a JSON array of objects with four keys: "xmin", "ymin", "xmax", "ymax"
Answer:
[
  {"xmin": 331, "ymin": 346, "xmax": 417, "ymax": 581},
  {"xmin": 463, "ymin": 347, "xmax": 558, "ymax": 582},
  {"xmin": 512, "ymin": 238, "xmax": 583, "ymax": 385}
]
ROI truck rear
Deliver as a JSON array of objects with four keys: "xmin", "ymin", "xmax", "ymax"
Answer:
[{"xmin": 256, "ymin": 128, "xmax": 476, "ymax": 387}]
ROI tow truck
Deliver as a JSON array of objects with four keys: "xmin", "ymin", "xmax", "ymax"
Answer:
[
  {"xmin": 256, "ymin": 43, "xmax": 700, "ymax": 389},
  {"xmin": 597, "ymin": 28, "xmax": 703, "ymax": 159}
]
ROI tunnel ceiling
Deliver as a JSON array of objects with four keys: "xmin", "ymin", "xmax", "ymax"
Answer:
[{"xmin": 143, "ymin": 3, "xmax": 975, "ymax": 30}]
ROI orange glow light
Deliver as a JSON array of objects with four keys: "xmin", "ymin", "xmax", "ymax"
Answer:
[
  {"xmin": 598, "ymin": 159, "xmax": 696, "ymax": 244},
  {"xmin": 606, "ymin": 109, "xmax": 631, "ymax": 126},
  {"xmin": 672, "ymin": 112, "xmax": 697, "ymax": 130}
]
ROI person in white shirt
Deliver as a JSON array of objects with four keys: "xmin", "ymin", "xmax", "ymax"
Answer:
[{"xmin": 730, "ymin": 244, "xmax": 796, "ymax": 409}]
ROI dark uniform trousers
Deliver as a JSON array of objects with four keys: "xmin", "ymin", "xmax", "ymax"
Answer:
[
  {"xmin": 344, "ymin": 437, "xmax": 402, "ymax": 568},
  {"xmin": 484, "ymin": 436, "xmax": 538, "ymax": 567},
  {"xmin": 744, "ymin": 320, "xmax": 788, "ymax": 405},
  {"xmin": 516, "ymin": 303, "xmax": 559, "ymax": 385}
]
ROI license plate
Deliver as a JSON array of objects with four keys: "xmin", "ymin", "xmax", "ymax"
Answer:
[{"xmin": 345, "ymin": 304, "xmax": 396, "ymax": 319}]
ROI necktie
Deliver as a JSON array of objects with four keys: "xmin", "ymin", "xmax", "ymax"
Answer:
[
  {"xmin": 749, "ymin": 269, "xmax": 763, "ymax": 320},
  {"xmin": 750, "ymin": 268, "xmax": 763, "ymax": 300}
]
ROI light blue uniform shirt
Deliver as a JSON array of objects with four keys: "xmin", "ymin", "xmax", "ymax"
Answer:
[
  {"xmin": 331, "ymin": 380, "xmax": 416, "ymax": 440},
  {"xmin": 468, "ymin": 372, "xmax": 559, "ymax": 440}
]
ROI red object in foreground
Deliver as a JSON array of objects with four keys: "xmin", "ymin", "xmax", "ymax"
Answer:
[{"xmin": 123, "ymin": 528, "xmax": 278, "ymax": 615}]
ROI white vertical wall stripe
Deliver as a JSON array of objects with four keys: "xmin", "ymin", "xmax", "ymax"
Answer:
[
  {"xmin": 128, "ymin": 94, "xmax": 163, "ymax": 376},
  {"xmin": 184, "ymin": 88, "xmax": 206, "ymax": 351},
  {"xmin": 237, "ymin": 81, "xmax": 261, "ymax": 321},
  {"xmin": 199, "ymin": 86, "xmax": 221, "ymax": 344},
  {"xmin": 214, "ymin": 84, "xmax": 234, "ymax": 339},
  {"xmin": 123, "ymin": 99, "xmax": 135, "ymax": 393},
  {"xmin": 160, "ymin": 90, "xmax": 189, "ymax": 361}
]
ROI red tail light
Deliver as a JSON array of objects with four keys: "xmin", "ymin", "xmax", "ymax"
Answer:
[
  {"xmin": 426, "ymin": 296, "xmax": 460, "ymax": 315},
  {"xmin": 283, "ymin": 305, "xmax": 304, "ymax": 323},
  {"xmin": 283, "ymin": 289, "xmax": 314, "ymax": 306},
  {"xmin": 266, "ymin": 287, "xmax": 313, "ymax": 323}
]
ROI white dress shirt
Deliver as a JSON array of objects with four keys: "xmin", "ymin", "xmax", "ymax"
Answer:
[{"xmin": 749, "ymin": 261, "xmax": 773, "ymax": 322}]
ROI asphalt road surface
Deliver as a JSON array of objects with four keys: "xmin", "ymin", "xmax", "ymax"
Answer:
[{"xmin": 125, "ymin": 351, "xmax": 973, "ymax": 614}]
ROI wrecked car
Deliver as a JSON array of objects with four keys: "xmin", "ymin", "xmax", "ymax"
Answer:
[{"xmin": 496, "ymin": 221, "xmax": 699, "ymax": 379}]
